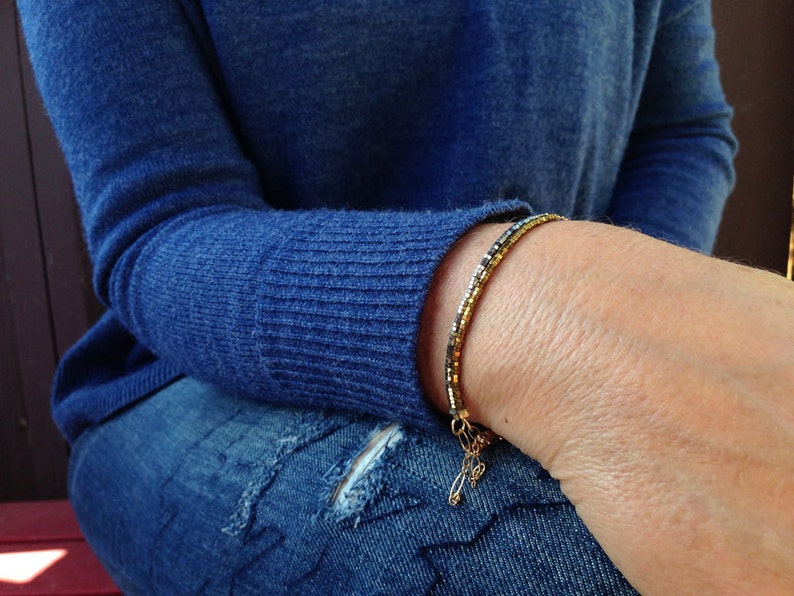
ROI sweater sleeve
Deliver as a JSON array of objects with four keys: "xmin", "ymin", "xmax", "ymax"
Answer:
[
  {"xmin": 18, "ymin": 0, "xmax": 528, "ymax": 438},
  {"xmin": 607, "ymin": 0, "xmax": 737, "ymax": 253}
]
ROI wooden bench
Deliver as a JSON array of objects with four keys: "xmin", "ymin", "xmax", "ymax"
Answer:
[{"xmin": 0, "ymin": 501, "xmax": 120, "ymax": 595}]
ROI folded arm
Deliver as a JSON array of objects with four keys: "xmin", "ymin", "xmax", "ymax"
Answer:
[{"xmin": 19, "ymin": 0, "xmax": 528, "ymax": 440}]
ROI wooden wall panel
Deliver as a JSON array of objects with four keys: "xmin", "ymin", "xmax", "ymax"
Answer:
[
  {"xmin": 712, "ymin": 0, "xmax": 794, "ymax": 274},
  {"xmin": 0, "ymin": 0, "xmax": 68, "ymax": 501}
]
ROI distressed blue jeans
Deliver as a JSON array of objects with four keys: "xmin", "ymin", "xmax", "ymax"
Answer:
[{"xmin": 68, "ymin": 377, "xmax": 637, "ymax": 594}]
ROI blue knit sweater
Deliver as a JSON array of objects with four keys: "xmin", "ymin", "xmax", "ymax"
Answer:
[{"xmin": 19, "ymin": 0, "xmax": 735, "ymax": 444}]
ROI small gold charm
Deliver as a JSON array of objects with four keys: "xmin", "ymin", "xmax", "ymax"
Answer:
[{"xmin": 447, "ymin": 417, "xmax": 495, "ymax": 505}]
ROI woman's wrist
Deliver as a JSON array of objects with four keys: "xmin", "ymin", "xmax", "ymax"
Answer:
[
  {"xmin": 417, "ymin": 218, "xmax": 577, "ymax": 441},
  {"xmin": 417, "ymin": 218, "xmax": 657, "ymax": 462}
]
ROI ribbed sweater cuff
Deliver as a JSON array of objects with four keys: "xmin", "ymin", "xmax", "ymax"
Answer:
[{"xmin": 256, "ymin": 201, "xmax": 529, "ymax": 430}]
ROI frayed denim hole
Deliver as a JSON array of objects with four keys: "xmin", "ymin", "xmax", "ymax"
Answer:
[
  {"xmin": 323, "ymin": 423, "xmax": 404, "ymax": 526},
  {"xmin": 222, "ymin": 410, "xmax": 347, "ymax": 540}
]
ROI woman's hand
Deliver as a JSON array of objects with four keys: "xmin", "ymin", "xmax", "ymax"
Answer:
[{"xmin": 419, "ymin": 220, "xmax": 794, "ymax": 594}]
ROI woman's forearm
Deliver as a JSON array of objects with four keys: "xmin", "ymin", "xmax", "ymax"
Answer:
[{"xmin": 418, "ymin": 220, "xmax": 794, "ymax": 594}]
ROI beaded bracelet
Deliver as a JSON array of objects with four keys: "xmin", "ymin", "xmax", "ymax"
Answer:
[{"xmin": 445, "ymin": 213, "xmax": 565, "ymax": 505}]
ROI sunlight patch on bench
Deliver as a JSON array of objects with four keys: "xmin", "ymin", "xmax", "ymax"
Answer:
[{"xmin": 0, "ymin": 548, "xmax": 67, "ymax": 584}]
